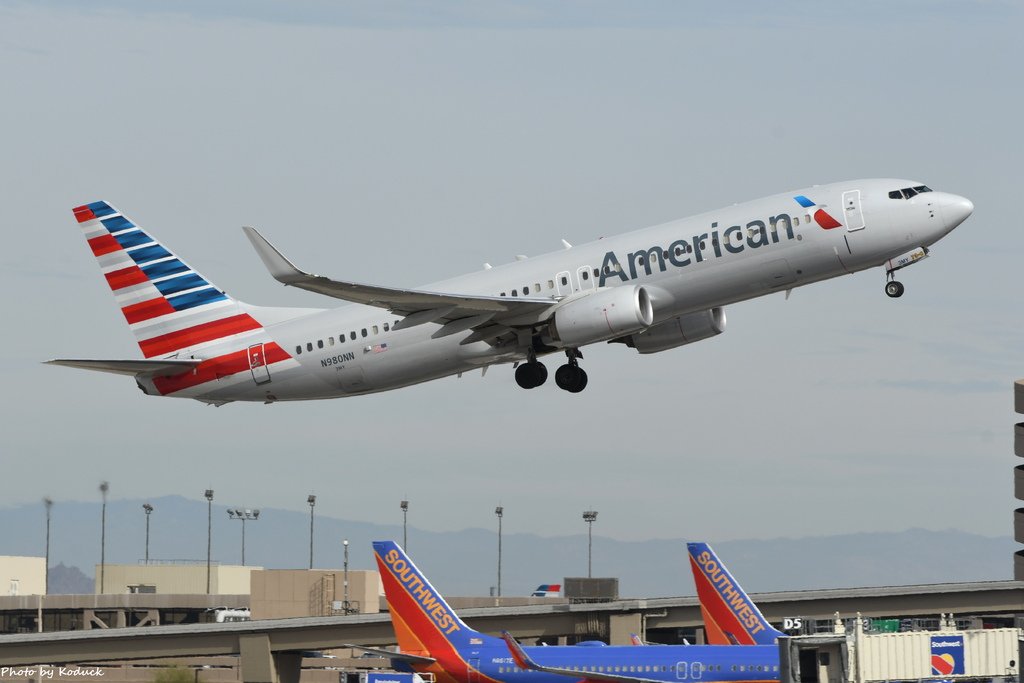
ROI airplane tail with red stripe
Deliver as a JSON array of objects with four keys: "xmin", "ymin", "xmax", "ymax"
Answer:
[
  {"xmin": 373, "ymin": 540, "xmax": 502, "ymax": 664},
  {"xmin": 58, "ymin": 201, "xmax": 321, "ymax": 400},
  {"xmin": 73, "ymin": 200, "xmax": 259, "ymax": 358},
  {"xmin": 687, "ymin": 542, "xmax": 784, "ymax": 645}
]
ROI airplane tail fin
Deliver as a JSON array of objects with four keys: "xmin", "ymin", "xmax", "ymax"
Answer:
[
  {"xmin": 373, "ymin": 541, "xmax": 501, "ymax": 659},
  {"xmin": 687, "ymin": 542, "xmax": 784, "ymax": 645},
  {"xmin": 72, "ymin": 201, "xmax": 265, "ymax": 359}
]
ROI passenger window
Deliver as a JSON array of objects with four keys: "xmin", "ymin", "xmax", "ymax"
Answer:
[
  {"xmin": 329, "ymin": 337, "xmax": 335, "ymax": 346},
  {"xmin": 547, "ymin": 280, "xmax": 554, "ymax": 289},
  {"xmin": 581, "ymin": 270, "xmax": 589, "ymax": 280},
  {"xmin": 500, "ymin": 292, "xmax": 506, "ymax": 297},
  {"xmin": 383, "ymin": 322, "xmax": 390, "ymax": 332},
  {"xmin": 339, "ymin": 334, "xmax": 345, "ymax": 343},
  {"xmin": 593, "ymin": 268, "xmax": 599, "ymax": 277},
  {"xmin": 361, "ymin": 328, "xmax": 367, "ymax": 338},
  {"xmin": 675, "ymin": 246, "xmax": 684, "ymax": 256},
  {"xmin": 805, "ymin": 214, "xmax": 811, "ymax": 223},
  {"xmin": 373, "ymin": 325, "xmax": 379, "ymax": 334},
  {"xmin": 561, "ymin": 275, "xmax": 568, "ymax": 285},
  {"xmin": 511, "ymin": 290, "xmax": 518, "ymax": 297},
  {"xmin": 350, "ymin": 331, "xmax": 356, "ymax": 341},
  {"xmin": 522, "ymin": 287, "xmax": 529, "ymax": 295},
  {"xmin": 793, "ymin": 216, "xmax": 800, "ymax": 226},
  {"xmin": 637, "ymin": 255, "xmax": 645, "ymax": 266},
  {"xmin": 317, "ymin": 340, "xmax": 324, "ymax": 349},
  {"xmin": 534, "ymin": 283, "xmax": 540, "ymax": 293},
  {"xmin": 306, "ymin": 342, "xmax": 313, "ymax": 352},
  {"xmin": 295, "ymin": 345, "xmax": 302, "ymax": 355}
]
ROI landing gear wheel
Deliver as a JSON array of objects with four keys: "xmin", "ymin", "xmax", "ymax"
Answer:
[
  {"xmin": 885, "ymin": 280, "xmax": 905, "ymax": 298},
  {"xmin": 515, "ymin": 361, "xmax": 548, "ymax": 389},
  {"xmin": 555, "ymin": 364, "xmax": 588, "ymax": 393}
]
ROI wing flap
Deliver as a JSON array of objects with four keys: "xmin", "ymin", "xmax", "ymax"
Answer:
[
  {"xmin": 45, "ymin": 358, "xmax": 202, "ymax": 378},
  {"xmin": 242, "ymin": 226, "xmax": 556, "ymax": 323}
]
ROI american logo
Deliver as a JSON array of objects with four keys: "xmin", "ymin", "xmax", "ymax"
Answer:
[{"xmin": 793, "ymin": 195, "xmax": 843, "ymax": 229}]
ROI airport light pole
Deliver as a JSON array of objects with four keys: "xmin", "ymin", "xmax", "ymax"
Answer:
[
  {"xmin": 227, "ymin": 508, "xmax": 260, "ymax": 566},
  {"xmin": 43, "ymin": 497, "xmax": 52, "ymax": 595},
  {"xmin": 582, "ymin": 509, "xmax": 598, "ymax": 578},
  {"xmin": 308, "ymin": 494, "xmax": 316, "ymax": 569},
  {"xmin": 99, "ymin": 481, "xmax": 109, "ymax": 593},
  {"xmin": 343, "ymin": 538, "xmax": 350, "ymax": 613},
  {"xmin": 400, "ymin": 500, "xmax": 409, "ymax": 549},
  {"xmin": 495, "ymin": 506, "xmax": 503, "ymax": 598},
  {"xmin": 142, "ymin": 503, "xmax": 154, "ymax": 564},
  {"xmin": 204, "ymin": 489, "xmax": 214, "ymax": 594}
]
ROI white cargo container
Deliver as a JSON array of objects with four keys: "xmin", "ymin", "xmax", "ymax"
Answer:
[{"xmin": 856, "ymin": 628, "xmax": 1018, "ymax": 682}]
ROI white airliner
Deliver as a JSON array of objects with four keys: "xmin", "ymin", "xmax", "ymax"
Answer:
[{"xmin": 49, "ymin": 179, "xmax": 973, "ymax": 403}]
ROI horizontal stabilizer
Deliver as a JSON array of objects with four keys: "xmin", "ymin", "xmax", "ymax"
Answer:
[
  {"xmin": 45, "ymin": 358, "xmax": 202, "ymax": 378},
  {"xmin": 340, "ymin": 645, "xmax": 435, "ymax": 665}
]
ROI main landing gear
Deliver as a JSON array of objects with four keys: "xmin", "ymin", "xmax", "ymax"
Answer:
[
  {"xmin": 514, "ymin": 355, "xmax": 548, "ymax": 389},
  {"xmin": 514, "ymin": 349, "xmax": 588, "ymax": 393},
  {"xmin": 555, "ymin": 349, "xmax": 588, "ymax": 393}
]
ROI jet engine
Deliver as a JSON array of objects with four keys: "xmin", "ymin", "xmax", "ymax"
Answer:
[
  {"xmin": 548, "ymin": 285, "xmax": 654, "ymax": 347},
  {"xmin": 615, "ymin": 307, "xmax": 726, "ymax": 354}
]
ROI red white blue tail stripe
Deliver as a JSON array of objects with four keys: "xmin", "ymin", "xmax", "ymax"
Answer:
[{"xmin": 72, "ymin": 201, "xmax": 292, "ymax": 396}]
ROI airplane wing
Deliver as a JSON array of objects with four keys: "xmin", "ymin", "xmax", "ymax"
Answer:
[
  {"xmin": 501, "ymin": 632, "xmax": 663, "ymax": 683},
  {"xmin": 242, "ymin": 227, "xmax": 557, "ymax": 333},
  {"xmin": 44, "ymin": 358, "xmax": 202, "ymax": 377},
  {"xmin": 340, "ymin": 644, "xmax": 436, "ymax": 665}
]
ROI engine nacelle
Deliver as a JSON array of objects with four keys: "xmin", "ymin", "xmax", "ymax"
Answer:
[
  {"xmin": 549, "ymin": 286, "xmax": 654, "ymax": 347},
  {"xmin": 617, "ymin": 308, "xmax": 726, "ymax": 354}
]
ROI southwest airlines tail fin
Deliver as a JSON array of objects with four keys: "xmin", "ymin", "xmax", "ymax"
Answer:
[
  {"xmin": 687, "ymin": 542, "xmax": 784, "ymax": 645},
  {"xmin": 71, "ymin": 201, "xmax": 264, "ymax": 359},
  {"xmin": 373, "ymin": 540, "xmax": 502, "ymax": 659}
]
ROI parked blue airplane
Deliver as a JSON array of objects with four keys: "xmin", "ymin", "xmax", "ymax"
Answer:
[{"xmin": 369, "ymin": 540, "xmax": 781, "ymax": 683}]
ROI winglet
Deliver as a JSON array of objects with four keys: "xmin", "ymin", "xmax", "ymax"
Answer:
[
  {"xmin": 242, "ymin": 226, "xmax": 311, "ymax": 285},
  {"xmin": 501, "ymin": 632, "xmax": 537, "ymax": 671},
  {"xmin": 629, "ymin": 633, "xmax": 643, "ymax": 646}
]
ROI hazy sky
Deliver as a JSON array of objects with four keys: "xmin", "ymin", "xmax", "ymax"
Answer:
[{"xmin": 2, "ymin": 1, "xmax": 1021, "ymax": 545}]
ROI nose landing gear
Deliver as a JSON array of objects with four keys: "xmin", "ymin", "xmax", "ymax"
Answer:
[
  {"xmin": 555, "ymin": 349, "xmax": 588, "ymax": 393},
  {"xmin": 884, "ymin": 279, "xmax": 905, "ymax": 298}
]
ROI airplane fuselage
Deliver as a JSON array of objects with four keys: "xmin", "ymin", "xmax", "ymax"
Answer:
[
  {"xmin": 61, "ymin": 178, "xmax": 973, "ymax": 402},
  {"xmin": 410, "ymin": 641, "xmax": 780, "ymax": 683}
]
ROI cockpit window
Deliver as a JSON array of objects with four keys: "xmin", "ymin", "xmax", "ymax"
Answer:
[{"xmin": 888, "ymin": 185, "xmax": 933, "ymax": 200}]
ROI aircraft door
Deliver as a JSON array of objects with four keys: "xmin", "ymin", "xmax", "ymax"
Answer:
[
  {"xmin": 843, "ymin": 190, "xmax": 865, "ymax": 231},
  {"xmin": 556, "ymin": 271, "xmax": 571, "ymax": 296},
  {"xmin": 675, "ymin": 662, "xmax": 688, "ymax": 680},
  {"xmin": 577, "ymin": 265, "xmax": 595, "ymax": 292},
  {"xmin": 247, "ymin": 343, "xmax": 271, "ymax": 385}
]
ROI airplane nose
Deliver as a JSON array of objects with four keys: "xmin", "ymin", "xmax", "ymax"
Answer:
[{"xmin": 942, "ymin": 194, "xmax": 974, "ymax": 230}]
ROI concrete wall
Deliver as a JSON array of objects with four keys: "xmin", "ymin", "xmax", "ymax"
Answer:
[
  {"xmin": 250, "ymin": 569, "xmax": 379, "ymax": 619},
  {"xmin": 94, "ymin": 564, "xmax": 260, "ymax": 594},
  {"xmin": 0, "ymin": 556, "xmax": 46, "ymax": 596}
]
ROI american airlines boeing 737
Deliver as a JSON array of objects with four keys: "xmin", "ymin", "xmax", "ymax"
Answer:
[{"xmin": 49, "ymin": 179, "xmax": 973, "ymax": 403}]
